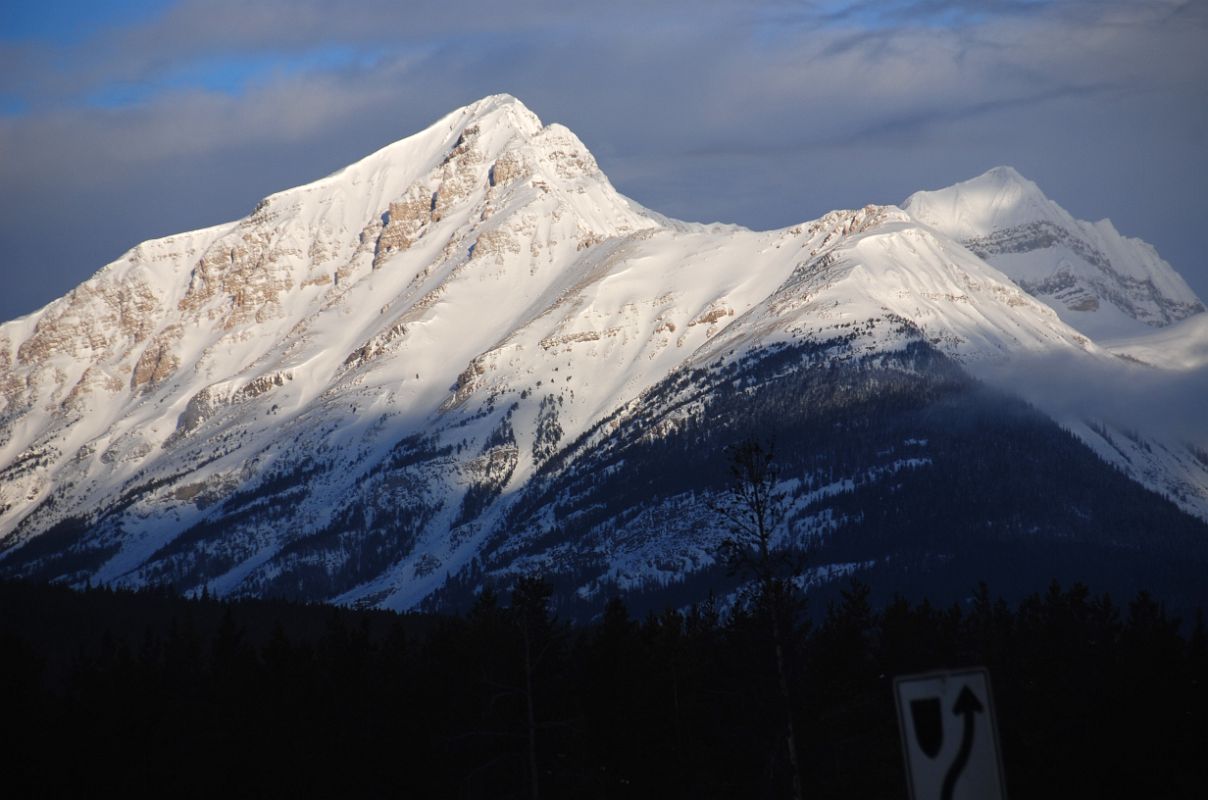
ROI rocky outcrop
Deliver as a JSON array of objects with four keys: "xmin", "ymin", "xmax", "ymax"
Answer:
[
  {"xmin": 177, "ymin": 229, "xmax": 298, "ymax": 328},
  {"xmin": 535, "ymin": 124, "xmax": 601, "ymax": 180},
  {"xmin": 978, "ymin": 221, "xmax": 1208, "ymax": 325},
  {"xmin": 131, "ymin": 325, "xmax": 183, "ymax": 392},
  {"xmin": 432, "ymin": 125, "xmax": 485, "ymax": 222},
  {"xmin": 343, "ymin": 321, "xmax": 409, "ymax": 371},
  {"xmin": 688, "ymin": 305, "xmax": 734, "ymax": 328},
  {"xmin": 373, "ymin": 186, "xmax": 434, "ymax": 269},
  {"xmin": 64, "ymin": 367, "xmax": 124, "ymax": 412},
  {"xmin": 16, "ymin": 278, "xmax": 159, "ymax": 366},
  {"xmin": 472, "ymin": 228, "xmax": 522, "ymax": 262},
  {"xmin": 175, "ymin": 386, "xmax": 222, "ymax": 437},
  {"xmin": 489, "ymin": 150, "xmax": 529, "ymax": 187},
  {"xmin": 174, "ymin": 370, "xmax": 294, "ymax": 437},
  {"xmin": 233, "ymin": 371, "xmax": 292, "ymax": 404}
]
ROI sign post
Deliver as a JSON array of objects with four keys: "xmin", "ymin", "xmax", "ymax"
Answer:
[{"xmin": 893, "ymin": 667, "xmax": 1006, "ymax": 800}]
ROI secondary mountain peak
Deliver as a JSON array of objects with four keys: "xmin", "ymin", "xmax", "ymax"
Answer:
[
  {"xmin": 902, "ymin": 165, "xmax": 1058, "ymax": 240},
  {"xmin": 904, "ymin": 166, "xmax": 1203, "ymax": 338}
]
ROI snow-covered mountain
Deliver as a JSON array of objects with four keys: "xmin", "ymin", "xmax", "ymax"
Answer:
[
  {"xmin": 903, "ymin": 166, "xmax": 1208, "ymax": 520},
  {"xmin": 903, "ymin": 166, "xmax": 1205, "ymax": 341},
  {"xmin": 1, "ymin": 95, "xmax": 1205, "ymax": 613}
]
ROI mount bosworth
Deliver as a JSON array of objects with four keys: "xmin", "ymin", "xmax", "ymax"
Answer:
[{"xmin": 3, "ymin": 95, "xmax": 1206, "ymax": 614}]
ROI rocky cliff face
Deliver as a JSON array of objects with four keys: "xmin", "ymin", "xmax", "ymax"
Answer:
[{"xmin": 1, "ymin": 98, "xmax": 1205, "ymax": 610}]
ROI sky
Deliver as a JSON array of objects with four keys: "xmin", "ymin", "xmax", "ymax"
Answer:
[{"xmin": 1, "ymin": 0, "xmax": 1206, "ymax": 323}]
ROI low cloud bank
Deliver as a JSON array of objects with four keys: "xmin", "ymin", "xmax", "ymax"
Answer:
[{"xmin": 975, "ymin": 350, "xmax": 1208, "ymax": 448}]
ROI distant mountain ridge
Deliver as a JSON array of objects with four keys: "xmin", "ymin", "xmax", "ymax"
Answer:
[{"xmin": 1, "ymin": 95, "xmax": 1204, "ymax": 613}]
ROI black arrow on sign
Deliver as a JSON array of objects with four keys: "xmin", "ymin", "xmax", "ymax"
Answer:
[{"xmin": 940, "ymin": 686, "xmax": 983, "ymax": 800}]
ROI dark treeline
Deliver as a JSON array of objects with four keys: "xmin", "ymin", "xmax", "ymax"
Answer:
[{"xmin": 1, "ymin": 577, "xmax": 1204, "ymax": 799}]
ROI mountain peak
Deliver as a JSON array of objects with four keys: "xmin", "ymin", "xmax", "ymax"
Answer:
[
  {"xmin": 980, "ymin": 164, "xmax": 1028, "ymax": 184},
  {"xmin": 236, "ymin": 91, "xmax": 645, "ymax": 259},
  {"xmin": 903, "ymin": 166, "xmax": 1203, "ymax": 335},
  {"xmin": 964, "ymin": 165, "xmax": 1051, "ymax": 210},
  {"xmin": 902, "ymin": 165, "xmax": 1058, "ymax": 239},
  {"xmin": 462, "ymin": 92, "xmax": 527, "ymax": 112},
  {"xmin": 455, "ymin": 92, "xmax": 543, "ymax": 134},
  {"xmin": 292, "ymin": 93, "xmax": 545, "ymax": 197}
]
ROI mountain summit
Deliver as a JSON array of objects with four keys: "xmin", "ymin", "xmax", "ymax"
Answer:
[
  {"xmin": 904, "ymin": 166, "xmax": 1204, "ymax": 339},
  {"xmin": 2, "ymin": 97, "xmax": 1205, "ymax": 613},
  {"xmin": 904, "ymin": 166, "xmax": 1055, "ymax": 236}
]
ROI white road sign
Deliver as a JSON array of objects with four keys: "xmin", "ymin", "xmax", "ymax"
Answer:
[{"xmin": 894, "ymin": 667, "xmax": 1006, "ymax": 800}]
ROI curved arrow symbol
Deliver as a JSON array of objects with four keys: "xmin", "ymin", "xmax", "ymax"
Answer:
[{"xmin": 941, "ymin": 686, "xmax": 983, "ymax": 800}]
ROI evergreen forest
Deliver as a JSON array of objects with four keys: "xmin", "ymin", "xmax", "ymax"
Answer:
[{"xmin": 1, "ymin": 576, "xmax": 1203, "ymax": 799}]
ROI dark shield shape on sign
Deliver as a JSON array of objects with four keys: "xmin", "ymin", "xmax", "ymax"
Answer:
[{"xmin": 910, "ymin": 697, "xmax": 943, "ymax": 759}]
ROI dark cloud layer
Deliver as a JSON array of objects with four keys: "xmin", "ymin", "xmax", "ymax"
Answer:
[{"xmin": 1, "ymin": 0, "xmax": 1205, "ymax": 322}]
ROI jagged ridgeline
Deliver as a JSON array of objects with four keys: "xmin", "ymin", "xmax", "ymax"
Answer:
[{"xmin": 0, "ymin": 95, "xmax": 1205, "ymax": 615}]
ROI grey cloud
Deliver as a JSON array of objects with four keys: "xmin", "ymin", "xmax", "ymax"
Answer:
[
  {"xmin": 11, "ymin": 0, "xmax": 751, "ymax": 99},
  {"xmin": 977, "ymin": 353, "xmax": 1208, "ymax": 449},
  {"xmin": 0, "ymin": 0, "xmax": 1205, "ymax": 321}
]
